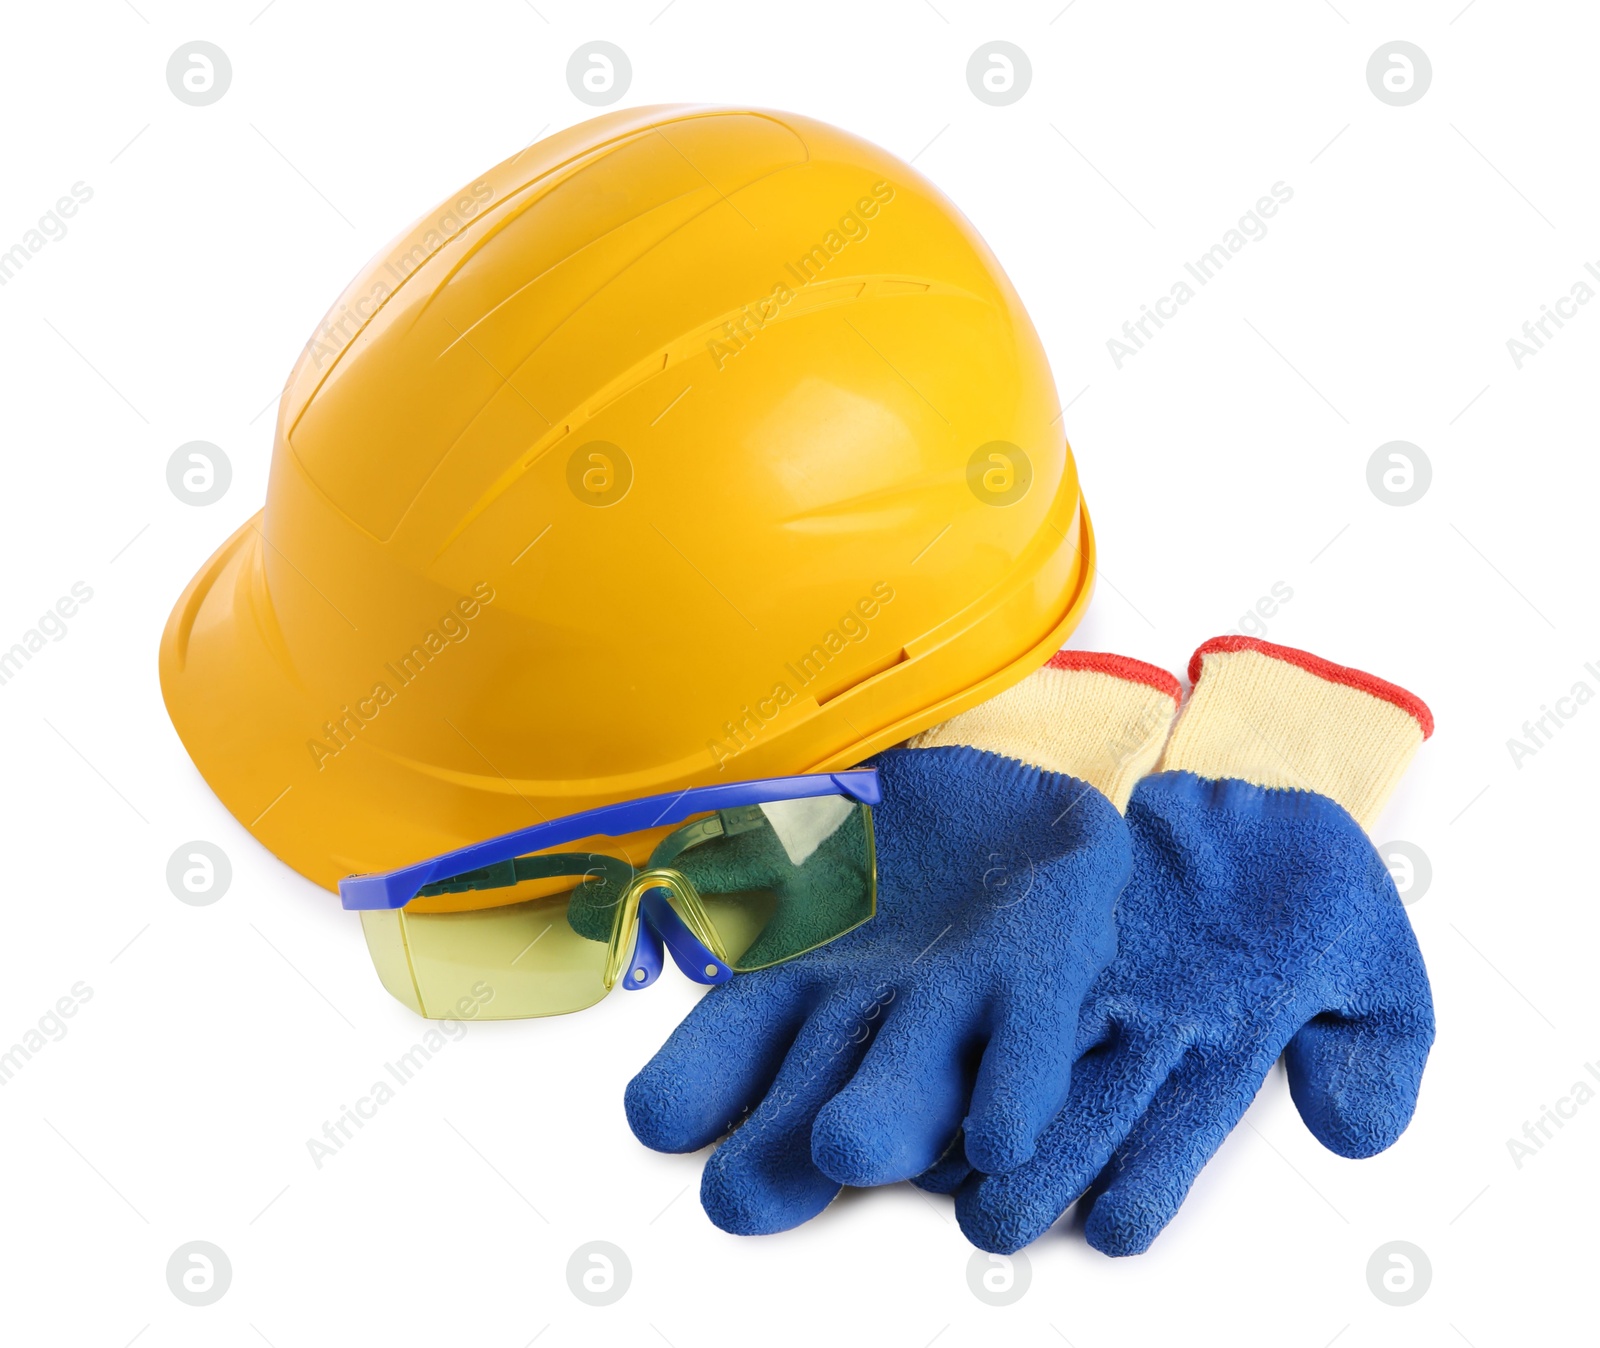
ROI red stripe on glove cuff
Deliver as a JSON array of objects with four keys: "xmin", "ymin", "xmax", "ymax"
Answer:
[
  {"xmin": 1187, "ymin": 636, "xmax": 1434, "ymax": 740},
  {"xmin": 1047, "ymin": 650, "xmax": 1183, "ymax": 704}
]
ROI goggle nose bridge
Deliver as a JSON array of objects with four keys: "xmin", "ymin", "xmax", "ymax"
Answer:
[{"xmin": 617, "ymin": 869, "xmax": 733, "ymax": 992}]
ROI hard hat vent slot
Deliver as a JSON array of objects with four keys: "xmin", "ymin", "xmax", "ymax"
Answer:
[{"xmin": 813, "ymin": 649, "xmax": 911, "ymax": 707}]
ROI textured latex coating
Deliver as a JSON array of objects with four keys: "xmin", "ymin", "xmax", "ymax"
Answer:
[
  {"xmin": 624, "ymin": 745, "xmax": 1129, "ymax": 1235},
  {"xmin": 942, "ymin": 771, "xmax": 1435, "ymax": 1257}
]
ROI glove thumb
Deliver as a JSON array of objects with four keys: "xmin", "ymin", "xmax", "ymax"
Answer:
[{"xmin": 1285, "ymin": 1001, "xmax": 1434, "ymax": 1159}]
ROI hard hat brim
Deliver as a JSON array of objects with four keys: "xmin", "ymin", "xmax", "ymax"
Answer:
[{"xmin": 160, "ymin": 500, "xmax": 1096, "ymax": 895}]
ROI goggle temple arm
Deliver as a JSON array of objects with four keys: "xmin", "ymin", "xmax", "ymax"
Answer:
[{"xmin": 338, "ymin": 768, "xmax": 880, "ymax": 911}]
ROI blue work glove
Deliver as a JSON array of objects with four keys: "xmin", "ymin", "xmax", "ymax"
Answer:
[
  {"xmin": 940, "ymin": 637, "xmax": 1436, "ymax": 1256},
  {"xmin": 625, "ymin": 653, "xmax": 1182, "ymax": 1234}
]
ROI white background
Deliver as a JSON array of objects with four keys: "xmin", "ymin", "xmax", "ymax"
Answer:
[{"xmin": 1, "ymin": 2, "xmax": 1595, "ymax": 1344}]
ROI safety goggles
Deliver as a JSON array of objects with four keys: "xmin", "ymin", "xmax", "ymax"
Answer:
[{"xmin": 341, "ymin": 771, "xmax": 879, "ymax": 1019}]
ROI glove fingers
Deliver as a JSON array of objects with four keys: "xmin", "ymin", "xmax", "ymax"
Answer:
[
  {"xmin": 698, "ymin": 996, "xmax": 876, "ymax": 1235},
  {"xmin": 625, "ymin": 970, "xmax": 810, "ymax": 1154},
  {"xmin": 1285, "ymin": 1003, "xmax": 1434, "ymax": 1158},
  {"xmin": 962, "ymin": 1005, "xmax": 1081, "ymax": 1175},
  {"xmin": 811, "ymin": 988, "xmax": 980, "ymax": 1186},
  {"xmin": 954, "ymin": 1028, "xmax": 1185, "ymax": 1254},
  {"xmin": 1081, "ymin": 1048, "xmax": 1266, "ymax": 1257},
  {"xmin": 911, "ymin": 1132, "xmax": 972, "ymax": 1195}
]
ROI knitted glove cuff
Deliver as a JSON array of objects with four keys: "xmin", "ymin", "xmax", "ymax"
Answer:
[
  {"xmin": 1160, "ymin": 636, "xmax": 1434, "ymax": 830},
  {"xmin": 907, "ymin": 651, "xmax": 1181, "ymax": 812}
]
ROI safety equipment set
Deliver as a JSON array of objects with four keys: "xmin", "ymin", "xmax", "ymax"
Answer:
[{"xmin": 160, "ymin": 106, "xmax": 1434, "ymax": 1255}]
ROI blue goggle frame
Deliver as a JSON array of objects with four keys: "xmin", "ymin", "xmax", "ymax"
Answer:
[{"xmin": 338, "ymin": 769, "xmax": 882, "ymax": 913}]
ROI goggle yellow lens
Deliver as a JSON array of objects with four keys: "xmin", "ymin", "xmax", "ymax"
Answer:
[{"xmin": 360, "ymin": 794, "xmax": 876, "ymax": 1019}]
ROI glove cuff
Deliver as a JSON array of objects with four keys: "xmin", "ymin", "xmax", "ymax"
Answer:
[
  {"xmin": 907, "ymin": 650, "xmax": 1180, "ymax": 811},
  {"xmin": 1160, "ymin": 636, "xmax": 1433, "ymax": 829}
]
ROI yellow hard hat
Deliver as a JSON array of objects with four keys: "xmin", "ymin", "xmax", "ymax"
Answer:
[{"xmin": 160, "ymin": 104, "xmax": 1094, "ymax": 897}]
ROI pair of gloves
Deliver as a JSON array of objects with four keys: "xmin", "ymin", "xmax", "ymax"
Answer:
[{"xmin": 626, "ymin": 636, "xmax": 1435, "ymax": 1255}]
